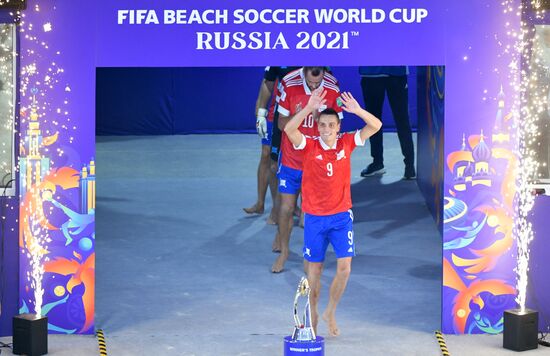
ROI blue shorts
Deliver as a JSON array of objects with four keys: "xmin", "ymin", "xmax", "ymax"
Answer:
[
  {"xmin": 277, "ymin": 164, "xmax": 302, "ymax": 195},
  {"xmin": 261, "ymin": 120, "xmax": 273, "ymax": 146},
  {"xmin": 303, "ymin": 210, "xmax": 355, "ymax": 262}
]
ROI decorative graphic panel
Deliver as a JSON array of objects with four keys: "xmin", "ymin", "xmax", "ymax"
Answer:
[
  {"xmin": 442, "ymin": 87, "xmax": 517, "ymax": 334},
  {"xmin": 18, "ymin": 2, "xmax": 95, "ymax": 334}
]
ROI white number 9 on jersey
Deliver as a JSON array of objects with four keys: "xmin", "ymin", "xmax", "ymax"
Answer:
[{"xmin": 326, "ymin": 162, "xmax": 333, "ymax": 176}]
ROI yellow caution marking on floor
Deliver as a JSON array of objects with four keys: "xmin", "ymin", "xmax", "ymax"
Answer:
[
  {"xmin": 96, "ymin": 329, "xmax": 107, "ymax": 356},
  {"xmin": 434, "ymin": 330, "xmax": 451, "ymax": 356}
]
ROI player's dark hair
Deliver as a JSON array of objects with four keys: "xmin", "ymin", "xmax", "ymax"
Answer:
[
  {"xmin": 319, "ymin": 108, "xmax": 340, "ymax": 124},
  {"xmin": 304, "ymin": 66, "xmax": 325, "ymax": 77}
]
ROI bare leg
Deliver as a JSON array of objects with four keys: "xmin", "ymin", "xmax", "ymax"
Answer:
[
  {"xmin": 271, "ymin": 193, "xmax": 297, "ymax": 272},
  {"xmin": 244, "ymin": 145, "xmax": 271, "ymax": 214},
  {"xmin": 272, "ymin": 231, "xmax": 281, "ymax": 253},
  {"xmin": 294, "ymin": 204, "xmax": 302, "ymax": 218},
  {"xmin": 322, "ymin": 257, "xmax": 352, "ymax": 336},
  {"xmin": 267, "ymin": 160, "xmax": 279, "ymax": 224},
  {"xmin": 307, "ymin": 262, "xmax": 323, "ymax": 335},
  {"xmin": 295, "ymin": 193, "xmax": 304, "ymax": 225}
]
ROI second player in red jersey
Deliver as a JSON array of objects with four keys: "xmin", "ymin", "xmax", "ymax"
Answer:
[{"xmin": 277, "ymin": 67, "xmax": 342, "ymax": 170}]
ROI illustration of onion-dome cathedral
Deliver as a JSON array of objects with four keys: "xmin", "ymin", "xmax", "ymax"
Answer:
[
  {"xmin": 449, "ymin": 85, "xmax": 506, "ymax": 192},
  {"xmin": 450, "ymin": 130, "xmax": 493, "ymax": 191},
  {"xmin": 453, "ymin": 134, "xmax": 471, "ymax": 191},
  {"xmin": 472, "ymin": 130, "xmax": 492, "ymax": 187}
]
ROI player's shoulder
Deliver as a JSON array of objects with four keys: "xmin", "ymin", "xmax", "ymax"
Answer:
[
  {"xmin": 282, "ymin": 68, "xmax": 302, "ymax": 81},
  {"xmin": 323, "ymin": 71, "xmax": 338, "ymax": 84},
  {"xmin": 264, "ymin": 66, "xmax": 284, "ymax": 81},
  {"xmin": 322, "ymin": 80, "xmax": 340, "ymax": 94},
  {"xmin": 281, "ymin": 69, "xmax": 303, "ymax": 87},
  {"xmin": 335, "ymin": 132, "xmax": 351, "ymax": 142},
  {"xmin": 282, "ymin": 76, "xmax": 306, "ymax": 95},
  {"xmin": 339, "ymin": 131, "xmax": 357, "ymax": 145}
]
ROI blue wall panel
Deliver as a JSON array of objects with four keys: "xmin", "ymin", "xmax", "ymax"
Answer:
[{"xmin": 96, "ymin": 67, "xmax": 418, "ymax": 135}]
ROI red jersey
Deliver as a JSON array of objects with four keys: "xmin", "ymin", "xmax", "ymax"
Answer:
[
  {"xmin": 263, "ymin": 66, "xmax": 301, "ymax": 122},
  {"xmin": 297, "ymin": 131, "xmax": 364, "ymax": 216},
  {"xmin": 277, "ymin": 69, "xmax": 343, "ymax": 170}
]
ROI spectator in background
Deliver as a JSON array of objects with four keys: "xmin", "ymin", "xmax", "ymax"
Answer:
[{"xmin": 358, "ymin": 66, "xmax": 416, "ymax": 180}]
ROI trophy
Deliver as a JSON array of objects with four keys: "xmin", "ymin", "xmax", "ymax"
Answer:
[
  {"xmin": 292, "ymin": 277, "xmax": 316, "ymax": 341},
  {"xmin": 284, "ymin": 277, "xmax": 324, "ymax": 356}
]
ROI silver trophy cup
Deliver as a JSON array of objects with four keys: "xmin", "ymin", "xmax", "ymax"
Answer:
[{"xmin": 291, "ymin": 277, "xmax": 316, "ymax": 341}]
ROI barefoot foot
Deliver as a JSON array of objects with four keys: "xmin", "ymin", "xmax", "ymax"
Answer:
[
  {"xmin": 271, "ymin": 253, "xmax": 288, "ymax": 273},
  {"xmin": 266, "ymin": 215, "xmax": 277, "ymax": 225},
  {"xmin": 322, "ymin": 311, "xmax": 340, "ymax": 337},
  {"xmin": 243, "ymin": 204, "xmax": 264, "ymax": 214}
]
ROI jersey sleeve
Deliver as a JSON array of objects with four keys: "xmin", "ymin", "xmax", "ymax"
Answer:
[
  {"xmin": 343, "ymin": 131, "xmax": 362, "ymax": 152},
  {"xmin": 277, "ymin": 81, "xmax": 291, "ymax": 117},
  {"xmin": 293, "ymin": 134, "xmax": 307, "ymax": 150},
  {"xmin": 353, "ymin": 130, "xmax": 365, "ymax": 147}
]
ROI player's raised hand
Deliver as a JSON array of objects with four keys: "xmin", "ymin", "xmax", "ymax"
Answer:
[
  {"xmin": 306, "ymin": 88, "xmax": 327, "ymax": 112},
  {"xmin": 339, "ymin": 92, "xmax": 361, "ymax": 114}
]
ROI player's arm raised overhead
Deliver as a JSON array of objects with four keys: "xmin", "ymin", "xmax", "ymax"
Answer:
[
  {"xmin": 283, "ymin": 88, "xmax": 327, "ymax": 147},
  {"xmin": 339, "ymin": 91, "xmax": 382, "ymax": 142}
]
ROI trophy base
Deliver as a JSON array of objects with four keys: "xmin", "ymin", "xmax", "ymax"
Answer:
[{"xmin": 284, "ymin": 336, "xmax": 324, "ymax": 356}]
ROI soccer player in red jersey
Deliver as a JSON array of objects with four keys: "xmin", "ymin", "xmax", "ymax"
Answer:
[
  {"xmin": 271, "ymin": 66, "xmax": 342, "ymax": 273},
  {"xmin": 284, "ymin": 89, "xmax": 382, "ymax": 336}
]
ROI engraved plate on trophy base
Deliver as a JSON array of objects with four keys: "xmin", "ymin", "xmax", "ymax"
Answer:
[{"xmin": 283, "ymin": 336, "xmax": 324, "ymax": 356}]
